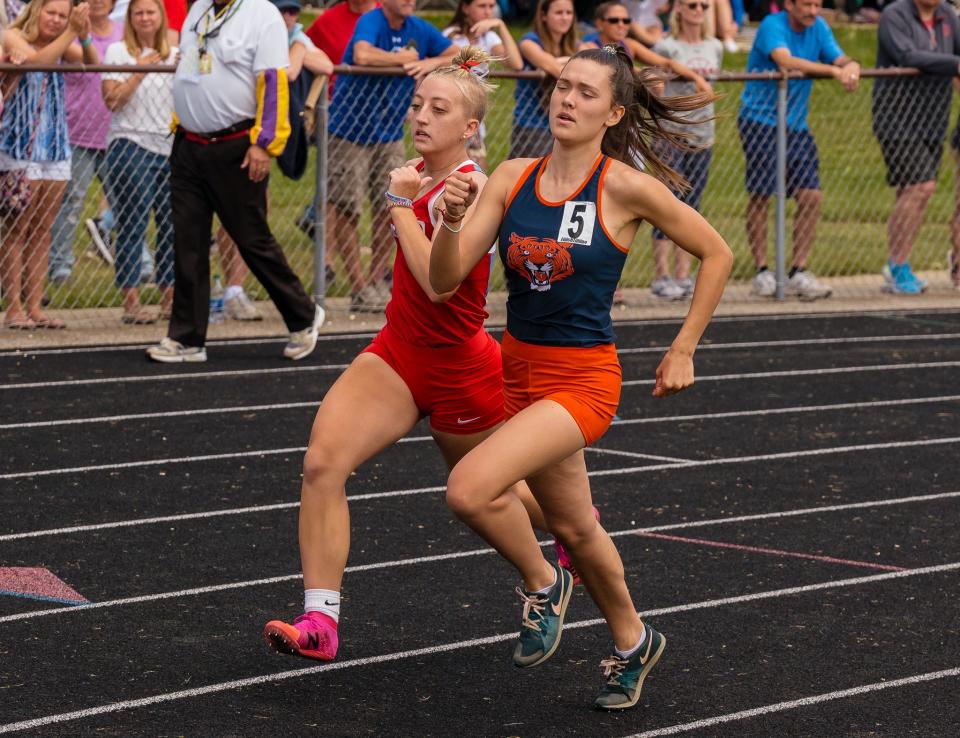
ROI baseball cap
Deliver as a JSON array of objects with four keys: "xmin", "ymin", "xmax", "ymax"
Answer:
[{"xmin": 271, "ymin": 0, "xmax": 302, "ymax": 10}]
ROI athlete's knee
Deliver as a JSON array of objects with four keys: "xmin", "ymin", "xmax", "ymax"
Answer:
[
  {"xmin": 445, "ymin": 465, "xmax": 498, "ymax": 521},
  {"xmin": 301, "ymin": 445, "xmax": 350, "ymax": 496},
  {"xmin": 548, "ymin": 512, "xmax": 600, "ymax": 552}
]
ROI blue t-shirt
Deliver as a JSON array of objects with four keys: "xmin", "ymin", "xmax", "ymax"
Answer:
[
  {"xmin": 739, "ymin": 13, "xmax": 843, "ymax": 131},
  {"xmin": 514, "ymin": 32, "xmax": 551, "ymax": 130},
  {"xmin": 329, "ymin": 9, "xmax": 450, "ymax": 144}
]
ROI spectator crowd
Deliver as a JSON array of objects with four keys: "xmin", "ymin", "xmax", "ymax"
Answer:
[{"xmin": 1, "ymin": 0, "xmax": 959, "ymax": 334}]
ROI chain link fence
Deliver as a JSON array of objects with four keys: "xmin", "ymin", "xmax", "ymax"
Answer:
[{"xmin": 1, "ymin": 62, "xmax": 958, "ymax": 333}]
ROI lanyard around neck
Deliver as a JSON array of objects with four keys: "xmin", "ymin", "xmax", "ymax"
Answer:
[{"xmin": 196, "ymin": 0, "xmax": 244, "ymax": 51}]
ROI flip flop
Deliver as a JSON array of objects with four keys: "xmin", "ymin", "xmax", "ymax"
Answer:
[
  {"xmin": 32, "ymin": 317, "xmax": 66, "ymax": 330},
  {"xmin": 121, "ymin": 310, "xmax": 157, "ymax": 325},
  {"xmin": 4, "ymin": 317, "xmax": 36, "ymax": 330}
]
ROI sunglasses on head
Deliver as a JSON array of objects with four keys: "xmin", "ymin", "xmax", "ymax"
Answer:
[
  {"xmin": 602, "ymin": 16, "xmax": 631, "ymax": 24},
  {"xmin": 685, "ymin": 2, "xmax": 710, "ymax": 8}
]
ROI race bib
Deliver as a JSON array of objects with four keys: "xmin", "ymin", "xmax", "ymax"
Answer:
[{"xmin": 557, "ymin": 201, "xmax": 596, "ymax": 246}]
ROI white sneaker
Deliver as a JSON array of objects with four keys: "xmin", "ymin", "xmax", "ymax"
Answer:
[
  {"xmin": 724, "ymin": 37, "xmax": 739, "ymax": 53},
  {"xmin": 675, "ymin": 276, "xmax": 694, "ymax": 298},
  {"xmin": 224, "ymin": 291, "xmax": 263, "ymax": 321},
  {"xmin": 751, "ymin": 269, "xmax": 776, "ymax": 297},
  {"xmin": 283, "ymin": 303, "xmax": 325, "ymax": 360},
  {"xmin": 147, "ymin": 337, "xmax": 207, "ymax": 363},
  {"xmin": 786, "ymin": 270, "xmax": 832, "ymax": 301},
  {"xmin": 650, "ymin": 276, "xmax": 685, "ymax": 300}
]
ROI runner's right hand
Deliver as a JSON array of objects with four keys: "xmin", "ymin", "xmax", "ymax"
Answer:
[{"xmin": 442, "ymin": 170, "xmax": 478, "ymax": 221}]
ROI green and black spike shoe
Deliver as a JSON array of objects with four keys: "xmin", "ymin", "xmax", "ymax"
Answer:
[
  {"xmin": 512, "ymin": 562, "xmax": 574, "ymax": 668},
  {"xmin": 594, "ymin": 622, "xmax": 666, "ymax": 710}
]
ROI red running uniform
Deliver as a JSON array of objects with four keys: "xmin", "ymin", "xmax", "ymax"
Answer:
[{"xmin": 363, "ymin": 160, "xmax": 504, "ymax": 434}]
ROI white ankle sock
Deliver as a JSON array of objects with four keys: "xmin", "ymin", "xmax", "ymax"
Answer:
[
  {"xmin": 304, "ymin": 588, "xmax": 340, "ymax": 623},
  {"xmin": 530, "ymin": 568, "xmax": 558, "ymax": 595},
  {"xmin": 615, "ymin": 628, "xmax": 647, "ymax": 659},
  {"xmin": 224, "ymin": 285, "xmax": 244, "ymax": 301}
]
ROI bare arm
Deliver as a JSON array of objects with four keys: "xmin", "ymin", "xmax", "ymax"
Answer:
[
  {"xmin": 353, "ymin": 40, "xmax": 419, "ymax": 67},
  {"xmin": 770, "ymin": 48, "xmax": 860, "ymax": 90},
  {"xmin": 488, "ymin": 18, "xmax": 523, "ymax": 72},
  {"xmin": 303, "ymin": 47, "xmax": 333, "ymax": 76},
  {"xmin": 3, "ymin": 4, "xmax": 89, "ymax": 65},
  {"xmin": 288, "ymin": 40, "xmax": 306, "ymax": 81},
  {"xmin": 607, "ymin": 165, "xmax": 732, "ymax": 395},
  {"xmin": 101, "ymin": 49, "xmax": 162, "ymax": 111},
  {"xmin": 519, "ymin": 38, "xmax": 565, "ymax": 78},
  {"xmin": 388, "ymin": 166, "xmax": 490, "ymax": 302},
  {"xmin": 430, "ymin": 161, "xmax": 528, "ymax": 293},
  {"xmin": 632, "ymin": 41, "xmax": 711, "ymax": 93}
]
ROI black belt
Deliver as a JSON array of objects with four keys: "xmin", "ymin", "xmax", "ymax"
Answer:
[{"xmin": 180, "ymin": 119, "xmax": 256, "ymax": 144}]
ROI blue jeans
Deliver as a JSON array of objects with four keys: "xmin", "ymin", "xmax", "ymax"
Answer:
[
  {"xmin": 104, "ymin": 138, "xmax": 174, "ymax": 290},
  {"xmin": 49, "ymin": 145, "xmax": 106, "ymax": 280}
]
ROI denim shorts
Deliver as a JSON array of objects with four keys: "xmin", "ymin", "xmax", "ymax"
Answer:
[
  {"xmin": 652, "ymin": 147, "xmax": 713, "ymax": 240},
  {"xmin": 738, "ymin": 116, "xmax": 820, "ymax": 196}
]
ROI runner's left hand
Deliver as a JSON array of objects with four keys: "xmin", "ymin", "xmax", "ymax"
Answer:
[{"xmin": 653, "ymin": 347, "xmax": 694, "ymax": 397}]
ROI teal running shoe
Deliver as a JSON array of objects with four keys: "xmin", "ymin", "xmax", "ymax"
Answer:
[
  {"xmin": 512, "ymin": 563, "xmax": 574, "ymax": 668},
  {"xmin": 594, "ymin": 622, "xmax": 666, "ymax": 711}
]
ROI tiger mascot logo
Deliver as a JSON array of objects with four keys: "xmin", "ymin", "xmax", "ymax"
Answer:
[{"xmin": 505, "ymin": 233, "xmax": 574, "ymax": 292}]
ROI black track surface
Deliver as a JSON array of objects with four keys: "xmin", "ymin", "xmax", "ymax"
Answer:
[{"xmin": 1, "ymin": 309, "xmax": 959, "ymax": 737}]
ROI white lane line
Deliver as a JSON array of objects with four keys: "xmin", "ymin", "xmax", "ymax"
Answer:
[
  {"xmin": 6, "ymin": 392, "xmax": 958, "ymax": 433},
  {"xmin": 621, "ymin": 361, "xmax": 960, "ymax": 387},
  {"xmin": 586, "ymin": 448, "xmax": 693, "ymax": 464},
  {"xmin": 6, "ymin": 434, "xmax": 957, "ymax": 482},
  {"xmin": 5, "ymin": 488, "xmax": 959, "ymax": 621},
  {"xmin": 617, "ymin": 332, "xmax": 960, "ymax": 355},
  {"xmin": 627, "ymin": 667, "xmax": 960, "ymax": 738},
  {"xmin": 0, "ymin": 401, "xmax": 322, "ymax": 431},
  {"xmin": 0, "ymin": 448, "xmax": 308, "ymax": 481},
  {"xmin": 0, "ymin": 363, "xmax": 349, "ymax": 391},
  {"xmin": 612, "ymin": 394, "xmax": 960, "ymax": 426},
  {"xmin": 2, "ymin": 561, "xmax": 958, "ymax": 734},
  {"xmin": 5, "ymin": 355, "xmax": 958, "ymax": 393},
  {"xmin": 588, "ymin": 436, "xmax": 960, "ymax": 479},
  {"xmin": 4, "ymin": 308, "xmax": 954, "ymax": 358},
  {"xmin": 5, "ymin": 482, "xmax": 959, "ymax": 546},
  {"xmin": 0, "ymin": 332, "xmax": 378, "ymax": 357}
]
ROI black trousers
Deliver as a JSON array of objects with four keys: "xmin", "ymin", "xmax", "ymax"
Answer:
[{"xmin": 168, "ymin": 131, "xmax": 314, "ymax": 347}]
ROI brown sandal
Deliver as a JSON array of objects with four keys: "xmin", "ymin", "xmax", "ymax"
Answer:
[{"xmin": 121, "ymin": 309, "xmax": 157, "ymax": 325}]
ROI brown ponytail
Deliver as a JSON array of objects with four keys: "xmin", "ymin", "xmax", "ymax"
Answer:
[{"xmin": 572, "ymin": 46, "xmax": 716, "ymax": 193}]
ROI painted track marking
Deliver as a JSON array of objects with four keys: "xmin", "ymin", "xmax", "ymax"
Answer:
[
  {"xmin": 1, "ymin": 561, "xmax": 957, "ymax": 734},
  {"xmin": 4, "ymin": 488, "xmax": 957, "ymax": 622},
  {"xmin": 626, "ymin": 667, "xmax": 960, "ymax": 737}
]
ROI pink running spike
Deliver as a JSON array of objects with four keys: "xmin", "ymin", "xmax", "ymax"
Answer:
[{"xmin": 263, "ymin": 611, "xmax": 339, "ymax": 661}]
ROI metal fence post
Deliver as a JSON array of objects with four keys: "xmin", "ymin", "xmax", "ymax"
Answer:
[
  {"xmin": 312, "ymin": 77, "xmax": 329, "ymax": 311},
  {"xmin": 774, "ymin": 73, "xmax": 788, "ymax": 300}
]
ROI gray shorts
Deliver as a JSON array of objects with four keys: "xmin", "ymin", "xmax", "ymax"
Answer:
[{"xmin": 328, "ymin": 136, "xmax": 406, "ymax": 218}]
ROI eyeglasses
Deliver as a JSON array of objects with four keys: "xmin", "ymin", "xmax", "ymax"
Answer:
[
  {"xmin": 602, "ymin": 17, "xmax": 631, "ymax": 24},
  {"xmin": 684, "ymin": 2, "xmax": 710, "ymax": 9}
]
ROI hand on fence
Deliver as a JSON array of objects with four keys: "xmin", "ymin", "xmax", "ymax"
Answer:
[
  {"xmin": 403, "ymin": 57, "xmax": 444, "ymax": 82},
  {"xmin": 241, "ymin": 145, "xmax": 271, "ymax": 182},
  {"xmin": 441, "ymin": 170, "xmax": 478, "ymax": 222},
  {"xmin": 835, "ymin": 61, "xmax": 861, "ymax": 93},
  {"xmin": 652, "ymin": 348, "xmax": 695, "ymax": 398},
  {"xmin": 388, "ymin": 166, "xmax": 431, "ymax": 201}
]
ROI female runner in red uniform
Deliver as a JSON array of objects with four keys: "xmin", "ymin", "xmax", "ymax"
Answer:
[
  {"xmin": 262, "ymin": 47, "xmax": 552, "ymax": 662},
  {"xmin": 430, "ymin": 46, "xmax": 733, "ymax": 710}
]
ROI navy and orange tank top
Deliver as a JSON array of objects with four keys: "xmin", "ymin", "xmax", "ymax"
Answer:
[
  {"xmin": 498, "ymin": 154, "xmax": 627, "ymax": 347},
  {"xmin": 386, "ymin": 159, "xmax": 492, "ymax": 348}
]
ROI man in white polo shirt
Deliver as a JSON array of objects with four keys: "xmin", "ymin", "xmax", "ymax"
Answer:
[{"xmin": 147, "ymin": 0, "xmax": 322, "ymax": 363}]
